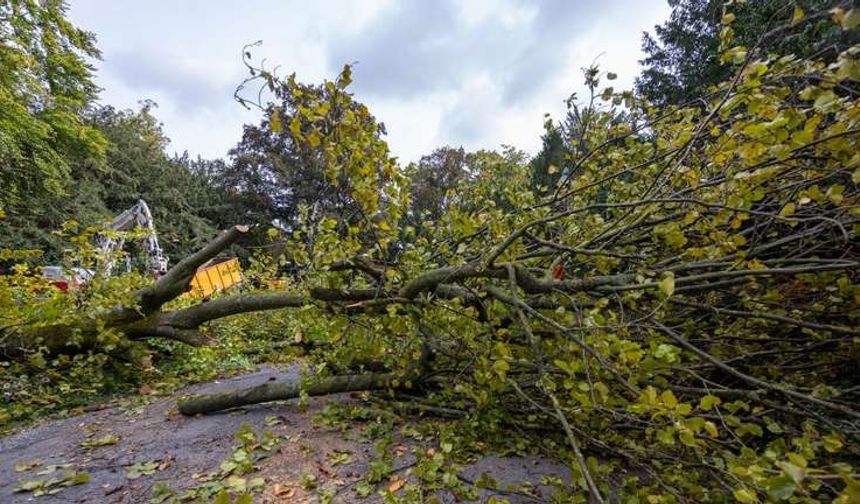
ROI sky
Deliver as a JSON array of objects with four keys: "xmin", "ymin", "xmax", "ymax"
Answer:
[{"xmin": 67, "ymin": 0, "xmax": 670, "ymax": 165}]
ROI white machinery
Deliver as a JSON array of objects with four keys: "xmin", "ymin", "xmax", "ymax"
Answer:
[{"xmin": 97, "ymin": 199, "xmax": 169, "ymax": 276}]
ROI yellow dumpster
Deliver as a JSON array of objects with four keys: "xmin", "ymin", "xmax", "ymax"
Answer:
[{"xmin": 183, "ymin": 257, "xmax": 243, "ymax": 298}]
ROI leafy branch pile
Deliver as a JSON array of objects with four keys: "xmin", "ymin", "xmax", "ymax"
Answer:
[{"xmin": 179, "ymin": 9, "xmax": 859, "ymax": 502}]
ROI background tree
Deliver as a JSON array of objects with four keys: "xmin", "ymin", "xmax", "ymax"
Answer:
[
  {"xmin": 91, "ymin": 103, "xmax": 221, "ymax": 258},
  {"xmin": 406, "ymin": 146, "xmax": 471, "ymax": 230},
  {"xmin": 0, "ymin": 103, "xmax": 223, "ymax": 263},
  {"xmin": 636, "ymin": 0, "xmax": 859, "ymax": 105},
  {"xmin": 529, "ymin": 122, "xmax": 566, "ymax": 195},
  {"xmin": 225, "ymin": 57, "xmax": 406, "ymax": 265},
  {"xmin": 0, "ymin": 0, "xmax": 107, "ymax": 212},
  {"xmin": 531, "ymin": 66, "xmax": 633, "ymax": 200}
]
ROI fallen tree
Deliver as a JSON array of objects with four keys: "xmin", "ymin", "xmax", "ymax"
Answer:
[{"xmin": 4, "ymin": 8, "xmax": 860, "ymax": 502}]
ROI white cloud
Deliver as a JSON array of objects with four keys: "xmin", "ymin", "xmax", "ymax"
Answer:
[{"xmin": 68, "ymin": 0, "xmax": 670, "ymax": 163}]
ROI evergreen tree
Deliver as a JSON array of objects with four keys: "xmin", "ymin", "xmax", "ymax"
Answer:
[{"xmin": 636, "ymin": 0, "xmax": 858, "ymax": 105}]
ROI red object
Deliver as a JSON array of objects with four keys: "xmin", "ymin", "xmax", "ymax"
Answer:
[
  {"xmin": 53, "ymin": 281, "xmax": 69, "ymax": 292},
  {"xmin": 553, "ymin": 264, "xmax": 565, "ymax": 280}
]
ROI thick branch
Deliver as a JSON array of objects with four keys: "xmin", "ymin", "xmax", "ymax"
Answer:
[
  {"xmin": 138, "ymin": 225, "xmax": 250, "ymax": 312},
  {"xmin": 177, "ymin": 371, "xmax": 397, "ymax": 415}
]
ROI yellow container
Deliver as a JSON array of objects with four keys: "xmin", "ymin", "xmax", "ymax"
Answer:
[{"xmin": 184, "ymin": 257, "xmax": 243, "ymax": 298}]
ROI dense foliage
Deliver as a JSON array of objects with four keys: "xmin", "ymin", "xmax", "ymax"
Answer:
[
  {"xmin": 2, "ymin": 2, "xmax": 860, "ymax": 503},
  {"xmin": 0, "ymin": 0, "xmax": 105, "ymax": 210},
  {"xmin": 0, "ymin": 2, "xmax": 229, "ymax": 264},
  {"xmin": 636, "ymin": 0, "xmax": 860, "ymax": 105},
  {"xmin": 0, "ymin": 103, "xmax": 225, "ymax": 263}
]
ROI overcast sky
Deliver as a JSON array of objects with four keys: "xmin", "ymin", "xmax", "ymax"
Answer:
[{"xmin": 68, "ymin": 0, "xmax": 670, "ymax": 164}]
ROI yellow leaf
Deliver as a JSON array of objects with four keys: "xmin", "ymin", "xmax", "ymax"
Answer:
[
  {"xmin": 822, "ymin": 434, "xmax": 843, "ymax": 453},
  {"xmin": 658, "ymin": 271, "xmax": 675, "ymax": 298},
  {"xmin": 704, "ymin": 421, "xmax": 719, "ymax": 437},
  {"xmin": 661, "ymin": 389, "xmax": 678, "ymax": 409},
  {"xmin": 779, "ymin": 203, "xmax": 795, "ymax": 217},
  {"xmin": 842, "ymin": 8, "xmax": 860, "ymax": 29},
  {"xmin": 289, "ymin": 117, "xmax": 302, "ymax": 136},
  {"xmin": 835, "ymin": 55, "xmax": 860, "ymax": 81},
  {"xmin": 831, "ymin": 7, "xmax": 846, "ymax": 25},
  {"xmin": 699, "ymin": 395, "xmax": 722, "ymax": 411},
  {"xmin": 791, "ymin": 6, "xmax": 804, "ymax": 25},
  {"xmin": 827, "ymin": 185, "xmax": 845, "ymax": 205},
  {"xmin": 813, "ymin": 90, "xmax": 838, "ymax": 112},
  {"xmin": 733, "ymin": 488, "xmax": 759, "ymax": 503},
  {"xmin": 269, "ymin": 107, "xmax": 282, "ymax": 133},
  {"xmin": 747, "ymin": 259, "xmax": 766, "ymax": 270}
]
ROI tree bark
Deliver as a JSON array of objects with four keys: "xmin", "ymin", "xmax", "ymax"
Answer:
[
  {"xmin": 178, "ymin": 343, "xmax": 434, "ymax": 415},
  {"xmin": 0, "ymin": 225, "xmax": 252, "ymax": 357},
  {"xmin": 177, "ymin": 371, "xmax": 396, "ymax": 415}
]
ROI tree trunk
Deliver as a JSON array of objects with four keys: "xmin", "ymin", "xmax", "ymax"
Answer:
[{"xmin": 177, "ymin": 371, "xmax": 396, "ymax": 415}]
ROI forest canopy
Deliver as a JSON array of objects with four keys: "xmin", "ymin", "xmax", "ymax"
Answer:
[{"xmin": 2, "ymin": 1, "xmax": 860, "ymax": 503}]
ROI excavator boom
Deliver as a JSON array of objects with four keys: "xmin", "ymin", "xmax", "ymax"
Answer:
[{"xmin": 97, "ymin": 199, "xmax": 169, "ymax": 276}]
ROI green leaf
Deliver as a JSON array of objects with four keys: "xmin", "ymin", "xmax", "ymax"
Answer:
[
  {"xmin": 81, "ymin": 434, "xmax": 119, "ymax": 448},
  {"xmin": 327, "ymin": 450, "xmax": 353, "ymax": 466},
  {"xmin": 658, "ymin": 271, "xmax": 675, "ymax": 297},
  {"xmin": 338, "ymin": 64, "xmax": 353, "ymax": 88},
  {"xmin": 822, "ymin": 434, "xmax": 843, "ymax": 453},
  {"xmin": 126, "ymin": 461, "xmax": 159, "ymax": 479},
  {"xmin": 699, "ymin": 395, "xmax": 722, "ymax": 411},
  {"xmin": 14, "ymin": 460, "xmax": 41, "ymax": 472},
  {"xmin": 733, "ymin": 488, "xmax": 759, "ymax": 503},
  {"xmin": 219, "ymin": 460, "xmax": 238, "ymax": 474},
  {"xmin": 234, "ymin": 494, "xmax": 254, "ymax": 504},
  {"xmin": 356, "ymin": 481, "xmax": 375, "ymax": 497},
  {"xmin": 212, "ymin": 490, "xmax": 232, "ymax": 504},
  {"xmin": 14, "ymin": 480, "xmax": 44, "ymax": 493},
  {"xmin": 226, "ymin": 475, "xmax": 247, "ymax": 492},
  {"xmin": 704, "ymin": 421, "xmax": 719, "ymax": 437},
  {"xmin": 70, "ymin": 472, "xmax": 90, "ymax": 485},
  {"xmin": 654, "ymin": 344, "xmax": 680, "ymax": 363},
  {"xmin": 493, "ymin": 359, "xmax": 510, "ymax": 377},
  {"xmin": 776, "ymin": 461, "xmax": 804, "ymax": 484},
  {"xmin": 765, "ymin": 473, "xmax": 796, "ymax": 501},
  {"xmin": 660, "ymin": 389, "xmax": 678, "ymax": 409},
  {"xmin": 656, "ymin": 427, "xmax": 675, "ymax": 445}
]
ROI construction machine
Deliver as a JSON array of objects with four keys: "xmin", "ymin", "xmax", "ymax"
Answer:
[
  {"xmin": 96, "ymin": 200, "xmax": 242, "ymax": 296},
  {"xmin": 45, "ymin": 200, "xmax": 242, "ymax": 296},
  {"xmin": 97, "ymin": 199, "xmax": 169, "ymax": 276}
]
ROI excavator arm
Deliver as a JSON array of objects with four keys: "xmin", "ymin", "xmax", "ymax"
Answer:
[{"xmin": 97, "ymin": 199, "xmax": 169, "ymax": 276}]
